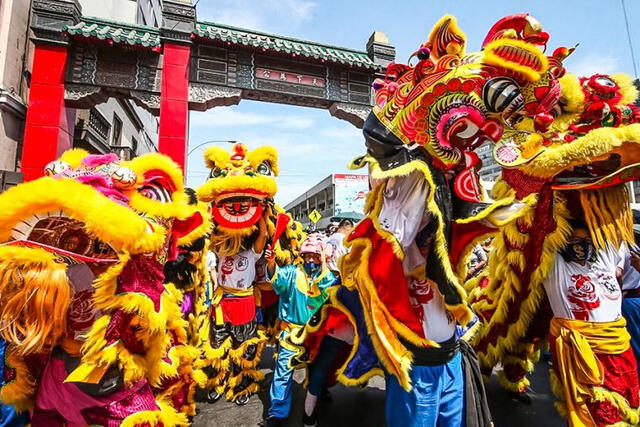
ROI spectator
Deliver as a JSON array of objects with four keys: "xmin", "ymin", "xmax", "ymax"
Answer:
[{"xmin": 326, "ymin": 219, "xmax": 354, "ymax": 276}]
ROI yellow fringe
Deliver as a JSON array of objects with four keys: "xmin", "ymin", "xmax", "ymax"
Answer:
[
  {"xmin": 227, "ymin": 332, "xmax": 266, "ymax": 369},
  {"xmin": 471, "ymin": 189, "xmax": 572, "ymax": 373},
  {"xmin": 521, "ymin": 124, "xmax": 640, "ymax": 178},
  {"xmin": 0, "ymin": 346, "xmax": 36, "ymax": 411},
  {"xmin": 120, "ymin": 399, "xmax": 189, "ymax": 427},
  {"xmin": 581, "ymin": 185, "xmax": 634, "ymax": 251},
  {"xmin": 497, "ymin": 370, "xmax": 530, "ymax": 393},
  {"xmin": 226, "ymin": 381, "xmax": 260, "ymax": 401}
]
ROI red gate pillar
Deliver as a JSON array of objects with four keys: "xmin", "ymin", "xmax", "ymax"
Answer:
[
  {"xmin": 21, "ymin": 44, "xmax": 76, "ymax": 181},
  {"xmin": 158, "ymin": 43, "xmax": 190, "ymax": 171}
]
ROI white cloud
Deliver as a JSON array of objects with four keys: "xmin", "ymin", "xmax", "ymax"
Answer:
[
  {"xmin": 190, "ymin": 107, "xmax": 315, "ymax": 130},
  {"xmin": 320, "ymin": 126, "xmax": 362, "ymax": 141},
  {"xmin": 197, "ymin": 0, "xmax": 317, "ymax": 33},
  {"xmin": 566, "ymin": 54, "xmax": 619, "ymax": 77}
]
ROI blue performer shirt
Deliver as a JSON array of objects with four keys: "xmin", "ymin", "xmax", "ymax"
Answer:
[{"xmin": 271, "ymin": 264, "xmax": 335, "ymax": 326}]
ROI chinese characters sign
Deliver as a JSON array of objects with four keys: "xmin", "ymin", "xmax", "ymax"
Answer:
[{"xmin": 255, "ymin": 68, "xmax": 326, "ymax": 88}]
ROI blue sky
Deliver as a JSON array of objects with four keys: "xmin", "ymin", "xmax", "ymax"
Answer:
[{"xmin": 187, "ymin": 0, "xmax": 640, "ymax": 205}]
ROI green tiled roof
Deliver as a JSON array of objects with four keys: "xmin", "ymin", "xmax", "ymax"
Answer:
[
  {"xmin": 195, "ymin": 22, "xmax": 377, "ymax": 69},
  {"xmin": 64, "ymin": 17, "xmax": 161, "ymax": 49}
]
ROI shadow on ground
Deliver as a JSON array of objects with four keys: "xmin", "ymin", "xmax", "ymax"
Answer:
[{"xmin": 194, "ymin": 346, "xmax": 565, "ymax": 427}]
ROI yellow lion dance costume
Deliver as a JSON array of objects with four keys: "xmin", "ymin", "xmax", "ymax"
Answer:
[
  {"xmin": 0, "ymin": 149, "xmax": 207, "ymax": 425},
  {"xmin": 469, "ymin": 62, "xmax": 640, "ymax": 425},
  {"xmin": 196, "ymin": 142, "xmax": 302, "ymax": 405}
]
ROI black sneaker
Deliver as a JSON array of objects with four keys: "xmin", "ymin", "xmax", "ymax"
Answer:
[
  {"xmin": 206, "ymin": 390, "xmax": 222, "ymax": 404},
  {"xmin": 509, "ymin": 390, "xmax": 533, "ymax": 405},
  {"xmin": 235, "ymin": 394, "xmax": 250, "ymax": 406},
  {"xmin": 303, "ymin": 410, "xmax": 317, "ymax": 427},
  {"xmin": 258, "ymin": 417, "xmax": 283, "ymax": 427}
]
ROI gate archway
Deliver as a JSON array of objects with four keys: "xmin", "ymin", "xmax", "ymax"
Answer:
[{"xmin": 23, "ymin": 0, "xmax": 396, "ymax": 180}]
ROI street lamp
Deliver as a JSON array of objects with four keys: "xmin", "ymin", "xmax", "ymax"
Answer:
[{"xmin": 187, "ymin": 140, "xmax": 238, "ymax": 156}]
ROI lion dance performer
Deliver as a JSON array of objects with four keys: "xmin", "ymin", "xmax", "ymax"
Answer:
[
  {"xmin": 197, "ymin": 142, "xmax": 299, "ymax": 405},
  {"xmin": 261, "ymin": 232, "xmax": 335, "ymax": 427},
  {"xmin": 298, "ymin": 13, "xmax": 577, "ymax": 426},
  {"xmin": 254, "ymin": 215, "xmax": 306, "ymax": 344},
  {"xmin": 0, "ymin": 149, "xmax": 204, "ymax": 426},
  {"xmin": 467, "ymin": 17, "xmax": 640, "ymax": 427}
]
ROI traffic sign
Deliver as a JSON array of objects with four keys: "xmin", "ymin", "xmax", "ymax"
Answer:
[{"xmin": 309, "ymin": 209, "xmax": 322, "ymax": 223}]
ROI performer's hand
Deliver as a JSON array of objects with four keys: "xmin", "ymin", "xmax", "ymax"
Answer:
[
  {"xmin": 320, "ymin": 247, "xmax": 328, "ymax": 271},
  {"xmin": 631, "ymin": 251, "xmax": 640, "ymax": 272},
  {"xmin": 265, "ymin": 244, "xmax": 276, "ymax": 265},
  {"xmin": 265, "ymin": 244, "xmax": 276, "ymax": 276},
  {"xmin": 265, "ymin": 244, "xmax": 275, "ymax": 261}
]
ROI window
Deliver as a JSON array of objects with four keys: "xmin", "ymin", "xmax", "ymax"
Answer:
[
  {"xmin": 111, "ymin": 114, "xmax": 123, "ymax": 147},
  {"xmin": 131, "ymin": 136, "xmax": 139, "ymax": 155}
]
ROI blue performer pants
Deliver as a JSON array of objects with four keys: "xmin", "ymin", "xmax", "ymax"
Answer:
[
  {"xmin": 622, "ymin": 297, "xmax": 640, "ymax": 379},
  {"xmin": 268, "ymin": 330, "xmax": 297, "ymax": 419},
  {"xmin": 307, "ymin": 335, "xmax": 343, "ymax": 396},
  {"xmin": 385, "ymin": 351, "xmax": 464, "ymax": 427}
]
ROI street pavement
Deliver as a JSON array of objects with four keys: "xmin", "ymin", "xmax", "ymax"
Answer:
[{"xmin": 194, "ymin": 346, "xmax": 565, "ymax": 427}]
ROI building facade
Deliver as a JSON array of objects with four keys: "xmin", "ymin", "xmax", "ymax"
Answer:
[
  {"xmin": 74, "ymin": 0, "xmax": 160, "ymax": 160},
  {"xmin": 0, "ymin": 0, "xmax": 30, "ymax": 188},
  {"xmin": 285, "ymin": 173, "xmax": 368, "ymax": 229},
  {"xmin": 0, "ymin": 0, "xmax": 162, "ymax": 192}
]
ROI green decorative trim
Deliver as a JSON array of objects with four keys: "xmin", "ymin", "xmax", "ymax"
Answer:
[
  {"xmin": 64, "ymin": 17, "xmax": 161, "ymax": 49},
  {"xmin": 195, "ymin": 21, "xmax": 377, "ymax": 69}
]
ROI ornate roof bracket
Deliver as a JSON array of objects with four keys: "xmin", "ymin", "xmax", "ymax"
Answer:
[
  {"xmin": 188, "ymin": 83, "xmax": 241, "ymax": 111},
  {"xmin": 329, "ymin": 102, "xmax": 371, "ymax": 129},
  {"xmin": 65, "ymin": 84, "xmax": 160, "ymax": 115}
]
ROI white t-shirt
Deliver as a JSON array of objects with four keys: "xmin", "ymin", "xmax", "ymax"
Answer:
[
  {"xmin": 544, "ymin": 244, "xmax": 623, "ymax": 322},
  {"xmin": 376, "ymin": 171, "xmax": 453, "ymax": 342},
  {"xmin": 377, "ymin": 170, "xmax": 432, "ymax": 274},
  {"xmin": 619, "ymin": 243, "xmax": 640, "ymax": 291},
  {"xmin": 206, "ymin": 251, "xmax": 217, "ymax": 272},
  {"xmin": 217, "ymin": 248, "xmax": 261, "ymax": 291},
  {"xmin": 326, "ymin": 232, "xmax": 348, "ymax": 272},
  {"xmin": 66, "ymin": 263, "xmax": 102, "ymax": 341},
  {"xmin": 408, "ymin": 278, "xmax": 456, "ymax": 342}
]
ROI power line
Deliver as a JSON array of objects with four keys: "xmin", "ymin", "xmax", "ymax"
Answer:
[{"xmin": 621, "ymin": 0, "xmax": 639, "ymax": 78}]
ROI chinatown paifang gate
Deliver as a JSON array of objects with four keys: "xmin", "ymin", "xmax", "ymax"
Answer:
[{"xmin": 22, "ymin": 0, "xmax": 396, "ymax": 180}]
